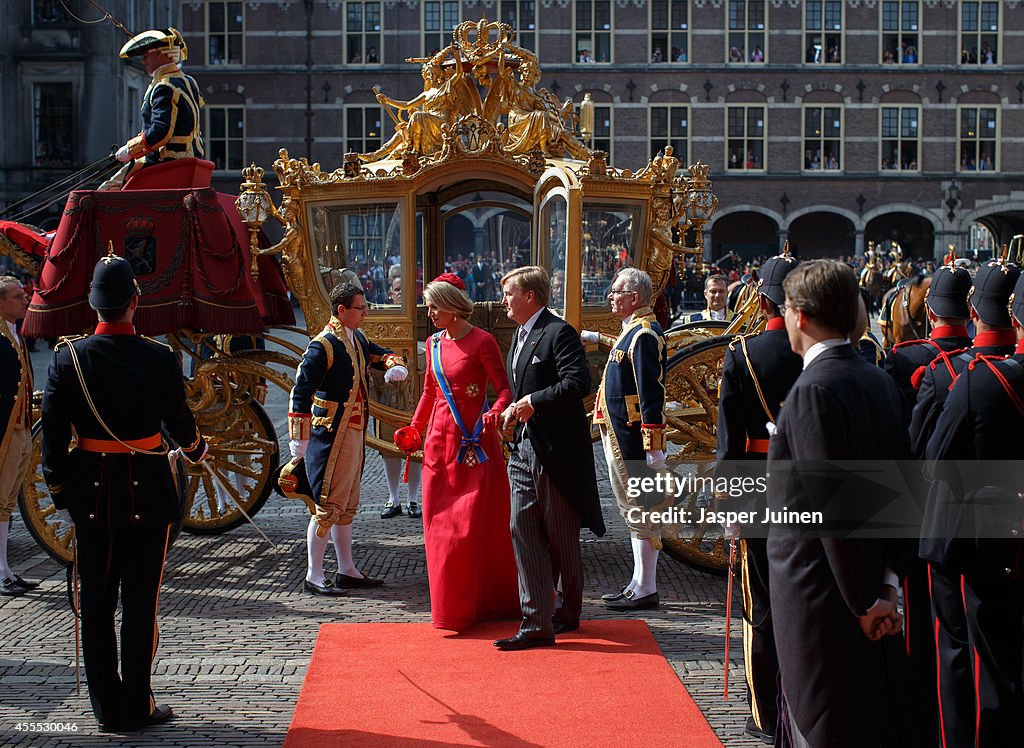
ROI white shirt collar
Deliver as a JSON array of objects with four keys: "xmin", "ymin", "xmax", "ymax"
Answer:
[
  {"xmin": 344, "ymin": 326, "xmax": 355, "ymax": 344},
  {"xmin": 521, "ymin": 307, "xmax": 544, "ymax": 335},
  {"xmin": 802, "ymin": 337, "xmax": 847, "ymax": 369},
  {"xmin": 709, "ymin": 308, "xmax": 727, "ymax": 321},
  {"xmin": 6, "ymin": 319, "xmax": 19, "ymax": 341}
]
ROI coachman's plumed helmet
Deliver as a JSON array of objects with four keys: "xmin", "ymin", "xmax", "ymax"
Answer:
[{"xmin": 119, "ymin": 27, "xmax": 188, "ymax": 63}]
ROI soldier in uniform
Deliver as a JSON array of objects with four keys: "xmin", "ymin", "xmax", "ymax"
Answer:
[
  {"xmin": 0, "ymin": 276, "xmax": 38, "ymax": 596},
  {"xmin": 101, "ymin": 28, "xmax": 204, "ymax": 189},
  {"xmin": 923, "ymin": 270, "xmax": 1024, "ymax": 747},
  {"xmin": 583, "ymin": 268, "xmax": 667, "ymax": 611},
  {"xmin": 884, "ymin": 260, "xmax": 973, "ymax": 420},
  {"xmin": 716, "ymin": 250, "xmax": 802, "ymax": 745},
  {"xmin": 909, "ymin": 258, "xmax": 1020, "ymax": 457},
  {"xmin": 40, "ymin": 256, "xmax": 208, "ymax": 731},
  {"xmin": 686, "ymin": 273, "xmax": 734, "ymax": 323},
  {"xmin": 289, "ymin": 282, "xmax": 407, "ymax": 596}
]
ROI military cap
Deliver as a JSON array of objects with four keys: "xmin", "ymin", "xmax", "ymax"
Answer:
[
  {"xmin": 1011, "ymin": 273, "xmax": 1024, "ymax": 326},
  {"xmin": 88, "ymin": 254, "xmax": 138, "ymax": 311},
  {"xmin": 926, "ymin": 263, "xmax": 972, "ymax": 319},
  {"xmin": 757, "ymin": 248, "xmax": 799, "ymax": 306},
  {"xmin": 969, "ymin": 259, "xmax": 1020, "ymax": 328},
  {"xmin": 119, "ymin": 27, "xmax": 188, "ymax": 61}
]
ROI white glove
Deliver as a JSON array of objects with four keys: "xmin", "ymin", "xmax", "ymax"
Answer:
[
  {"xmin": 289, "ymin": 439, "xmax": 308, "ymax": 460},
  {"xmin": 580, "ymin": 330, "xmax": 600, "ymax": 344},
  {"xmin": 645, "ymin": 449, "xmax": 668, "ymax": 469},
  {"xmin": 115, "ymin": 144, "xmax": 133, "ymax": 163},
  {"xmin": 384, "ymin": 365, "xmax": 408, "ymax": 383}
]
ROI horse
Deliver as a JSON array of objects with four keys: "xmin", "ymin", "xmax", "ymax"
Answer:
[
  {"xmin": 859, "ymin": 265, "xmax": 888, "ymax": 314},
  {"xmin": 879, "ymin": 275, "xmax": 931, "ymax": 349}
]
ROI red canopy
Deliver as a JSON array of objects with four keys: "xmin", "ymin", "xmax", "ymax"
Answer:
[{"xmin": 23, "ymin": 187, "xmax": 289, "ymax": 338}]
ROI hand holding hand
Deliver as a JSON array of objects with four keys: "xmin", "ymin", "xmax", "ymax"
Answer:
[
  {"xmin": 384, "ymin": 365, "xmax": 408, "ymax": 383},
  {"xmin": 858, "ymin": 587, "xmax": 903, "ymax": 641},
  {"xmin": 580, "ymin": 330, "xmax": 600, "ymax": 344},
  {"xmin": 645, "ymin": 449, "xmax": 668, "ymax": 469},
  {"xmin": 115, "ymin": 144, "xmax": 132, "ymax": 163},
  {"xmin": 482, "ymin": 411, "xmax": 502, "ymax": 432},
  {"xmin": 512, "ymin": 396, "xmax": 535, "ymax": 423},
  {"xmin": 289, "ymin": 439, "xmax": 309, "ymax": 460}
]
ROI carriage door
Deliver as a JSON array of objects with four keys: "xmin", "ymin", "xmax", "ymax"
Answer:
[{"xmin": 533, "ymin": 167, "xmax": 582, "ymax": 329}]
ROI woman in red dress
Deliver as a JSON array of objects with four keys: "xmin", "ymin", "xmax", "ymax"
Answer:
[{"xmin": 403, "ymin": 274, "xmax": 520, "ymax": 631}]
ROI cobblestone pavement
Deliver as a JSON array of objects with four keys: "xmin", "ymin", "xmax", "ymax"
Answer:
[{"xmin": 1, "ymin": 314, "xmax": 762, "ymax": 748}]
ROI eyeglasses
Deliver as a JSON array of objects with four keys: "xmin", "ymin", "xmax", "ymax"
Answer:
[
  {"xmin": 346, "ymin": 305, "xmax": 367, "ymax": 311},
  {"xmin": 609, "ymin": 289, "xmax": 636, "ymax": 296}
]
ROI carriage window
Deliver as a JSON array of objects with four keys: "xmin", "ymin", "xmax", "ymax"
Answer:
[
  {"xmin": 540, "ymin": 195, "xmax": 568, "ymax": 312},
  {"xmin": 309, "ymin": 203, "xmax": 402, "ymax": 308},
  {"xmin": 581, "ymin": 205, "xmax": 641, "ymax": 306},
  {"xmin": 442, "ymin": 192, "xmax": 532, "ymax": 303}
]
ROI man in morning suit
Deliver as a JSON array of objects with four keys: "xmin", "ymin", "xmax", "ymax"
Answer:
[
  {"xmin": 40, "ymin": 256, "xmax": 208, "ymax": 731},
  {"xmin": 101, "ymin": 28, "xmax": 204, "ymax": 189},
  {"xmin": 686, "ymin": 273, "xmax": 734, "ymax": 323},
  {"xmin": 924, "ymin": 270, "xmax": 1024, "ymax": 747},
  {"xmin": 915, "ymin": 257, "xmax": 1019, "ymax": 748},
  {"xmin": 767, "ymin": 259, "xmax": 909, "ymax": 747},
  {"xmin": 716, "ymin": 249, "xmax": 802, "ymax": 745},
  {"xmin": 0, "ymin": 276, "xmax": 38, "ymax": 596},
  {"xmin": 495, "ymin": 266, "xmax": 605, "ymax": 651},
  {"xmin": 288, "ymin": 282, "xmax": 408, "ymax": 596},
  {"xmin": 583, "ymin": 268, "xmax": 667, "ymax": 612}
]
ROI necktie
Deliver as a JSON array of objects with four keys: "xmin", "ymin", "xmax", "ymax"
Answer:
[{"xmin": 512, "ymin": 326, "xmax": 527, "ymax": 379}]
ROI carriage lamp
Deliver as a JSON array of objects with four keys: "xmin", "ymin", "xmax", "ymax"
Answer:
[
  {"xmin": 236, "ymin": 163, "xmax": 274, "ymax": 277},
  {"xmin": 945, "ymin": 181, "xmax": 961, "ymax": 223},
  {"xmin": 579, "ymin": 93, "xmax": 594, "ymax": 146},
  {"xmin": 682, "ymin": 161, "xmax": 719, "ymax": 257}
]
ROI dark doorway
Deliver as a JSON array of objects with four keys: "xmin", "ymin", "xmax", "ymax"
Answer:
[
  {"xmin": 865, "ymin": 212, "xmax": 935, "ymax": 260},
  {"xmin": 787, "ymin": 212, "xmax": 855, "ymax": 258},
  {"xmin": 711, "ymin": 211, "xmax": 779, "ymax": 262}
]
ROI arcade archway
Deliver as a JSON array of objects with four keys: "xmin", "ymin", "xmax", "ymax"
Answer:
[
  {"xmin": 786, "ymin": 211, "xmax": 855, "ymax": 258},
  {"xmin": 865, "ymin": 212, "xmax": 935, "ymax": 259},
  {"xmin": 710, "ymin": 210, "xmax": 779, "ymax": 262}
]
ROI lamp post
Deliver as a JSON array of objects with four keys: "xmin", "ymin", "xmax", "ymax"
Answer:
[{"xmin": 945, "ymin": 180, "xmax": 961, "ymax": 223}]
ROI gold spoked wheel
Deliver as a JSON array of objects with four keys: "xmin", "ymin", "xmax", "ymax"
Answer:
[
  {"xmin": 660, "ymin": 336, "xmax": 730, "ymax": 575},
  {"xmin": 181, "ymin": 399, "xmax": 279, "ymax": 534},
  {"xmin": 18, "ymin": 423, "xmax": 74, "ymax": 565}
]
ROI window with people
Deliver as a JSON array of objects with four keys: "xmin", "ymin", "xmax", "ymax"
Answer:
[
  {"xmin": 728, "ymin": 0, "xmax": 766, "ymax": 64},
  {"xmin": 207, "ymin": 1, "xmax": 244, "ymax": 65},
  {"xmin": 575, "ymin": 0, "xmax": 612, "ymax": 63},
  {"xmin": 957, "ymin": 106, "xmax": 998, "ymax": 173},
  {"xmin": 804, "ymin": 0, "xmax": 842, "ymax": 64},
  {"xmin": 881, "ymin": 1, "xmax": 919, "ymax": 64},
  {"xmin": 423, "ymin": 0, "xmax": 461, "ymax": 57},
  {"xmin": 650, "ymin": 0, "xmax": 689, "ymax": 63},
  {"xmin": 803, "ymin": 106, "xmax": 842, "ymax": 172},
  {"xmin": 345, "ymin": 1, "xmax": 382, "ymax": 65},
  {"xmin": 880, "ymin": 106, "xmax": 920, "ymax": 172},
  {"xmin": 959, "ymin": 1, "xmax": 999, "ymax": 65},
  {"xmin": 726, "ymin": 106, "xmax": 765, "ymax": 172}
]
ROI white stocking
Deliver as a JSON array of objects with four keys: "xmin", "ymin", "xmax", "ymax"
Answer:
[
  {"xmin": 625, "ymin": 534, "xmax": 643, "ymax": 593},
  {"xmin": 406, "ymin": 460, "xmax": 423, "ymax": 503},
  {"xmin": 382, "ymin": 456, "xmax": 403, "ymax": 505},
  {"xmin": 331, "ymin": 522, "xmax": 360, "ymax": 578},
  {"xmin": 305, "ymin": 516, "xmax": 329, "ymax": 585},
  {"xmin": 633, "ymin": 537, "xmax": 660, "ymax": 597},
  {"xmin": 0, "ymin": 521, "xmax": 12, "ymax": 580}
]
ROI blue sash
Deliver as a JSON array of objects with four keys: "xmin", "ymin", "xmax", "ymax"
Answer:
[{"xmin": 430, "ymin": 332, "xmax": 488, "ymax": 467}]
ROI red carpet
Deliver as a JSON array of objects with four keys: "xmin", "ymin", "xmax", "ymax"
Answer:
[{"xmin": 285, "ymin": 620, "xmax": 723, "ymax": 747}]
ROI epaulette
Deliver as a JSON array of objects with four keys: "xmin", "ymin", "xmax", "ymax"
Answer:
[
  {"xmin": 309, "ymin": 329, "xmax": 335, "ymax": 370},
  {"xmin": 726, "ymin": 332, "xmax": 757, "ymax": 353},
  {"xmin": 53, "ymin": 334, "xmax": 87, "ymax": 352},
  {"xmin": 140, "ymin": 335, "xmax": 174, "ymax": 352}
]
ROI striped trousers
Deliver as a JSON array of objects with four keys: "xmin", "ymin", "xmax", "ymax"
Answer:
[{"xmin": 507, "ymin": 437, "xmax": 583, "ymax": 636}]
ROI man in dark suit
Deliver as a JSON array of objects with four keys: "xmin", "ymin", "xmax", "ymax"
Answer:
[
  {"xmin": 494, "ymin": 266, "xmax": 605, "ymax": 651},
  {"xmin": 716, "ymin": 250, "xmax": 802, "ymax": 745},
  {"xmin": 767, "ymin": 259, "xmax": 909, "ymax": 747},
  {"xmin": 686, "ymin": 273, "xmax": 733, "ymax": 324},
  {"xmin": 924, "ymin": 271, "xmax": 1024, "ymax": 747},
  {"xmin": 40, "ymin": 256, "xmax": 208, "ymax": 732}
]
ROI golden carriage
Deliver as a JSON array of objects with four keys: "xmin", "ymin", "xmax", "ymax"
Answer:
[{"xmin": 10, "ymin": 18, "xmax": 758, "ymax": 572}]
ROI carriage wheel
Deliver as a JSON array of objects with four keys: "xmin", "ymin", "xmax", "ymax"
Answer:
[
  {"xmin": 18, "ymin": 423, "xmax": 188, "ymax": 566},
  {"xmin": 659, "ymin": 336, "xmax": 731, "ymax": 575},
  {"xmin": 181, "ymin": 400, "xmax": 279, "ymax": 534}
]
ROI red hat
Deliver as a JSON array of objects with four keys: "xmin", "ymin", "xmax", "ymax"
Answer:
[{"xmin": 431, "ymin": 273, "xmax": 466, "ymax": 291}]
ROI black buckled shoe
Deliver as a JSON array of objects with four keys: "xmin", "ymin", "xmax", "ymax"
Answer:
[
  {"xmin": 744, "ymin": 716, "xmax": 776, "ymax": 745},
  {"xmin": 407, "ymin": 502, "xmax": 421, "ymax": 518},
  {"xmin": 10, "ymin": 575, "xmax": 39, "ymax": 590},
  {"xmin": 493, "ymin": 631, "xmax": 555, "ymax": 651},
  {"xmin": 553, "ymin": 621, "xmax": 579, "ymax": 635},
  {"xmin": 604, "ymin": 589, "xmax": 659, "ymax": 611},
  {"xmin": 120, "ymin": 704, "xmax": 174, "ymax": 731},
  {"xmin": 601, "ymin": 584, "xmax": 630, "ymax": 603},
  {"xmin": 334, "ymin": 573, "xmax": 385, "ymax": 588},
  {"xmin": 0, "ymin": 577, "xmax": 27, "ymax": 597},
  {"xmin": 380, "ymin": 501, "xmax": 402, "ymax": 519},
  {"xmin": 303, "ymin": 578, "xmax": 348, "ymax": 596}
]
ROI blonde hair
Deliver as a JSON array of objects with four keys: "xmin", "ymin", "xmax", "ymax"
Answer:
[
  {"xmin": 500, "ymin": 265, "xmax": 550, "ymax": 307},
  {"xmin": 424, "ymin": 280, "xmax": 474, "ymax": 318}
]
